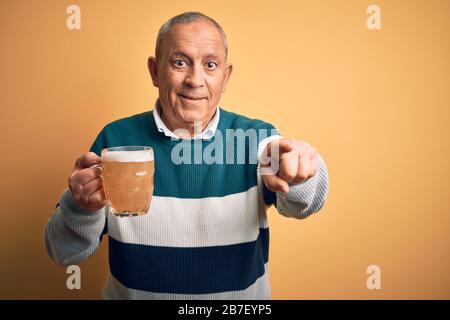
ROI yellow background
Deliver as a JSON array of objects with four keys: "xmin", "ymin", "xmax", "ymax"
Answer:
[{"xmin": 0, "ymin": 0, "xmax": 449, "ymax": 299}]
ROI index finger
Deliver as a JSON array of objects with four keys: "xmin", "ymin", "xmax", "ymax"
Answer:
[{"xmin": 266, "ymin": 139, "xmax": 294, "ymax": 158}]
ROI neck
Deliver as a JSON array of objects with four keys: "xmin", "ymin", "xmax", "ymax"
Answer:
[{"xmin": 157, "ymin": 101, "xmax": 216, "ymax": 138}]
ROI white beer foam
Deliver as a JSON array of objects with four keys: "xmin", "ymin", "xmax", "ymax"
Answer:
[{"xmin": 103, "ymin": 150, "xmax": 153, "ymax": 162}]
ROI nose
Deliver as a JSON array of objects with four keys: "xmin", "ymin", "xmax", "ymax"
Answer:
[{"xmin": 184, "ymin": 64, "xmax": 205, "ymax": 88}]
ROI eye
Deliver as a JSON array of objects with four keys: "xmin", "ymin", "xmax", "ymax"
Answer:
[
  {"xmin": 174, "ymin": 60, "xmax": 186, "ymax": 67},
  {"xmin": 206, "ymin": 61, "xmax": 218, "ymax": 70}
]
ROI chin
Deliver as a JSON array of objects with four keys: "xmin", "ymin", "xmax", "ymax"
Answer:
[{"xmin": 176, "ymin": 105, "xmax": 209, "ymax": 122}]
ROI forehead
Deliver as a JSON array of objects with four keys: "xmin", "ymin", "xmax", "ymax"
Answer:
[{"xmin": 163, "ymin": 20, "xmax": 226, "ymax": 58}]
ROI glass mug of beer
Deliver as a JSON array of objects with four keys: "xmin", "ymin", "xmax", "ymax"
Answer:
[{"xmin": 96, "ymin": 146, "xmax": 154, "ymax": 217}]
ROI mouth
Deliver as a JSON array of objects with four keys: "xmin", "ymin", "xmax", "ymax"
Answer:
[{"xmin": 177, "ymin": 93, "xmax": 207, "ymax": 102}]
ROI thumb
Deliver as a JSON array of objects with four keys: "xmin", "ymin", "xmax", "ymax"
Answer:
[
  {"xmin": 74, "ymin": 152, "xmax": 101, "ymax": 170},
  {"xmin": 262, "ymin": 174, "xmax": 290, "ymax": 193}
]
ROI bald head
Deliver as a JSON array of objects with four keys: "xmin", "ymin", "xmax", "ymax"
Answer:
[{"xmin": 155, "ymin": 12, "xmax": 228, "ymax": 64}]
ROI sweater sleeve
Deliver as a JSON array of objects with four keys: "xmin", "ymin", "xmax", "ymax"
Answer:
[
  {"xmin": 274, "ymin": 153, "xmax": 329, "ymax": 219},
  {"xmin": 44, "ymin": 188, "xmax": 107, "ymax": 266}
]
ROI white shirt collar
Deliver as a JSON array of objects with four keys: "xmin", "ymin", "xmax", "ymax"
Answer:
[{"xmin": 153, "ymin": 99, "xmax": 220, "ymax": 140}]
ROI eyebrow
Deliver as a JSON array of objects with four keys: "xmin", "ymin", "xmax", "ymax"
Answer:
[
  {"xmin": 204, "ymin": 53, "xmax": 220, "ymax": 60},
  {"xmin": 171, "ymin": 51, "xmax": 220, "ymax": 61},
  {"xmin": 171, "ymin": 51, "xmax": 191, "ymax": 61}
]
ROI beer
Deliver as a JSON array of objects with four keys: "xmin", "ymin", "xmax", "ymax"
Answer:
[{"xmin": 101, "ymin": 146, "xmax": 154, "ymax": 217}]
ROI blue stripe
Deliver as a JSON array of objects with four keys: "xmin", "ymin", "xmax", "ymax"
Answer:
[
  {"xmin": 108, "ymin": 228, "xmax": 269, "ymax": 294},
  {"xmin": 263, "ymin": 183, "xmax": 277, "ymax": 207}
]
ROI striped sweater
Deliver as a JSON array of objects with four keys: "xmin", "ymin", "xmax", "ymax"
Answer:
[{"xmin": 45, "ymin": 108, "xmax": 329, "ymax": 299}]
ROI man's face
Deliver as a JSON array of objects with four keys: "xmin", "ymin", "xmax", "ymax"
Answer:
[{"xmin": 149, "ymin": 19, "xmax": 232, "ymax": 131}]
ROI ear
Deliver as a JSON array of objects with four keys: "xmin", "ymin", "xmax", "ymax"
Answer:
[
  {"xmin": 221, "ymin": 63, "xmax": 233, "ymax": 93},
  {"xmin": 148, "ymin": 57, "xmax": 159, "ymax": 87}
]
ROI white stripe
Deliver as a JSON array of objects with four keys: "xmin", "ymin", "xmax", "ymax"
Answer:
[
  {"xmin": 101, "ymin": 263, "xmax": 271, "ymax": 300},
  {"xmin": 108, "ymin": 186, "xmax": 268, "ymax": 247}
]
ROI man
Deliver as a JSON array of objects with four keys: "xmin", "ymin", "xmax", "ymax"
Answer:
[{"xmin": 45, "ymin": 12, "xmax": 329, "ymax": 299}]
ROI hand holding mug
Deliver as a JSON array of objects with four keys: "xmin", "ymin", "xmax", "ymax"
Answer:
[{"xmin": 68, "ymin": 152, "xmax": 106, "ymax": 212}]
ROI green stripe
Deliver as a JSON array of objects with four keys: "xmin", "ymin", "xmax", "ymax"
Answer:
[{"xmin": 90, "ymin": 108, "xmax": 278, "ymax": 198}]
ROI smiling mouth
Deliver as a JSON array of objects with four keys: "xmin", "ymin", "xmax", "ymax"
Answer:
[{"xmin": 178, "ymin": 94, "xmax": 207, "ymax": 101}]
